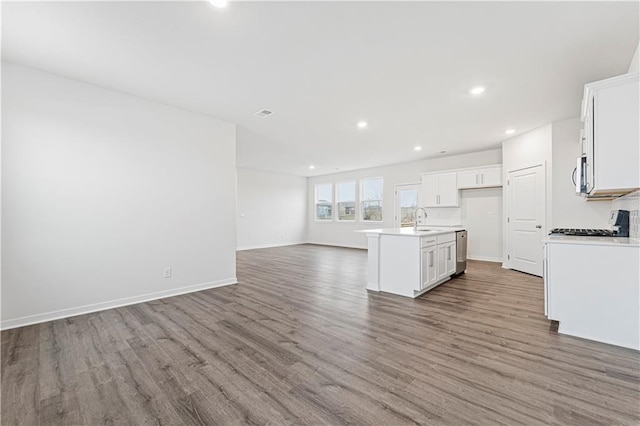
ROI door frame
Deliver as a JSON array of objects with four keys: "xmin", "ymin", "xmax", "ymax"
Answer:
[
  {"xmin": 504, "ymin": 163, "xmax": 547, "ymax": 275},
  {"xmin": 394, "ymin": 182, "xmax": 421, "ymax": 228}
]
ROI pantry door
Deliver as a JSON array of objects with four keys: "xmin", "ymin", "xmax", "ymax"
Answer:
[{"xmin": 507, "ymin": 165, "xmax": 545, "ymax": 276}]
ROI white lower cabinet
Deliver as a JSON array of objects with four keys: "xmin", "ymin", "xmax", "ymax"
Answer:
[
  {"xmin": 421, "ymin": 245, "xmax": 437, "ymax": 289},
  {"xmin": 445, "ymin": 242, "xmax": 456, "ymax": 276},
  {"xmin": 436, "ymin": 241, "xmax": 456, "ymax": 281},
  {"xmin": 420, "ymin": 233, "xmax": 456, "ymax": 291},
  {"xmin": 544, "ymin": 240, "xmax": 639, "ymax": 350}
]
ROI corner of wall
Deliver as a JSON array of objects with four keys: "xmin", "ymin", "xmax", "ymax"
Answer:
[{"xmin": 628, "ymin": 40, "xmax": 640, "ymax": 73}]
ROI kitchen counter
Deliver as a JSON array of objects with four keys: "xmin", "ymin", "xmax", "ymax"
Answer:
[
  {"xmin": 543, "ymin": 234, "xmax": 640, "ymax": 247},
  {"xmin": 361, "ymin": 226, "xmax": 465, "ymax": 237}
]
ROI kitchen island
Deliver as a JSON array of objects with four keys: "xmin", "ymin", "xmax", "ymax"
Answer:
[{"xmin": 361, "ymin": 227, "xmax": 464, "ymax": 298}]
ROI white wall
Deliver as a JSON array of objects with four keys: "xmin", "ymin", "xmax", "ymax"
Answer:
[
  {"xmin": 2, "ymin": 62, "xmax": 237, "ymax": 329},
  {"xmin": 460, "ymin": 188, "xmax": 503, "ymax": 262},
  {"xmin": 307, "ymin": 149, "xmax": 503, "ymax": 250},
  {"xmin": 551, "ymin": 117, "xmax": 612, "ymax": 228},
  {"xmin": 236, "ymin": 168, "xmax": 307, "ymax": 250},
  {"xmin": 502, "ymin": 124, "xmax": 553, "ymax": 266}
]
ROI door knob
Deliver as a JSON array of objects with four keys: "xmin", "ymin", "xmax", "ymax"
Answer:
[{"xmin": 536, "ymin": 225, "xmax": 542, "ymax": 229}]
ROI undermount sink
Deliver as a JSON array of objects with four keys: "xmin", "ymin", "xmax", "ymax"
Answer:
[{"xmin": 416, "ymin": 227, "xmax": 438, "ymax": 232}]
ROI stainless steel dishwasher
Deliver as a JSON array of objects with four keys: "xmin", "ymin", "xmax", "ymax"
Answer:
[{"xmin": 455, "ymin": 230, "xmax": 467, "ymax": 274}]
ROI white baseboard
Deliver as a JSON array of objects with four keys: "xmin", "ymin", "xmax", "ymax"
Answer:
[
  {"xmin": 467, "ymin": 255, "xmax": 503, "ymax": 263},
  {"xmin": 305, "ymin": 240, "xmax": 368, "ymax": 250},
  {"xmin": 1, "ymin": 277, "xmax": 237, "ymax": 331},
  {"xmin": 236, "ymin": 241, "xmax": 306, "ymax": 251}
]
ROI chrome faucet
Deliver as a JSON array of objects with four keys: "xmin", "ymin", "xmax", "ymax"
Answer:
[{"xmin": 414, "ymin": 207, "xmax": 427, "ymax": 231}]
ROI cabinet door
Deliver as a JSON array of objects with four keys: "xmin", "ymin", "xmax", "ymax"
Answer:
[
  {"xmin": 457, "ymin": 170, "xmax": 479, "ymax": 189},
  {"xmin": 421, "ymin": 175, "xmax": 439, "ymax": 207},
  {"xmin": 446, "ymin": 242, "xmax": 457, "ymax": 276},
  {"xmin": 437, "ymin": 244, "xmax": 449, "ymax": 281},
  {"xmin": 478, "ymin": 166, "xmax": 502, "ymax": 187},
  {"xmin": 421, "ymin": 247, "xmax": 437, "ymax": 289},
  {"xmin": 437, "ymin": 173, "xmax": 459, "ymax": 207}
]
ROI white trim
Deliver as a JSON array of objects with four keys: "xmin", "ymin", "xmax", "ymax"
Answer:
[
  {"xmin": 1, "ymin": 277, "xmax": 237, "ymax": 330},
  {"xmin": 236, "ymin": 241, "xmax": 306, "ymax": 251},
  {"xmin": 467, "ymin": 255, "xmax": 503, "ymax": 263},
  {"xmin": 305, "ymin": 240, "xmax": 367, "ymax": 250}
]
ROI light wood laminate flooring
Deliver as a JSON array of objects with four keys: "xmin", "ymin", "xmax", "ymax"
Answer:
[{"xmin": 2, "ymin": 244, "xmax": 639, "ymax": 425}]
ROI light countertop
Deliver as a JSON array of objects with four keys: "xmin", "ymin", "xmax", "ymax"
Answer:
[
  {"xmin": 359, "ymin": 227, "xmax": 464, "ymax": 237},
  {"xmin": 544, "ymin": 235, "xmax": 640, "ymax": 247}
]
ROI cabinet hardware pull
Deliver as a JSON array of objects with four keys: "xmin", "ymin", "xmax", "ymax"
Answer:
[{"xmin": 475, "ymin": 174, "xmax": 478, "ymax": 185}]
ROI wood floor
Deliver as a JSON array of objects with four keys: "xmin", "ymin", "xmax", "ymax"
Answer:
[{"xmin": 2, "ymin": 244, "xmax": 639, "ymax": 425}]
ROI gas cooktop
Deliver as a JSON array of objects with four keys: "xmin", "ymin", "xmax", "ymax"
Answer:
[{"xmin": 549, "ymin": 228, "xmax": 616, "ymax": 237}]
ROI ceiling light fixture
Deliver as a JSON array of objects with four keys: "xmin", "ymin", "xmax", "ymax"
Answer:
[
  {"xmin": 309, "ymin": 165, "xmax": 315, "ymax": 170},
  {"xmin": 505, "ymin": 129, "xmax": 516, "ymax": 135},
  {"xmin": 470, "ymin": 86, "xmax": 486, "ymax": 95},
  {"xmin": 357, "ymin": 121, "xmax": 368, "ymax": 129},
  {"xmin": 208, "ymin": 0, "xmax": 228, "ymax": 8},
  {"xmin": 413, "ymin": 146, "xmax": 423, "ymax": 152}
]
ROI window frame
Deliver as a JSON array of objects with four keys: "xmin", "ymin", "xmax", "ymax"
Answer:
[{"xmin": 360, "ymin": 177, "xmax": 384, "ymax": 223}]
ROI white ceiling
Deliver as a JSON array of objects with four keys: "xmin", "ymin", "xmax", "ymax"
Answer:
[{"xmin": 2, "ymin": 1, "xmax": 638, "ymax": 177}]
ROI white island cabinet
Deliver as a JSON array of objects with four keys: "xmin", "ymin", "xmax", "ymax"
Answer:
[
  {"xmin": 362, "ymin": 228, "xmax": 462, "ymax": 298},
  {"xmin": 544, "ymin": 235, "xmax": 640, "ymax": 350}
]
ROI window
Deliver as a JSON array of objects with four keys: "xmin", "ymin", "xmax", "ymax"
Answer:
[
  {"xmin": 315, "ymin": 183, "xmax": 333, "ymax": 221},
  {"xmin": 336, "ymin": 181, "xmax": 356, "ymax": 221},
  {"xmin": 361, "ymin": 177, "xmax": 383, "ymax": 221}
]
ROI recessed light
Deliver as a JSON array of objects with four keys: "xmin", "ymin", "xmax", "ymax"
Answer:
[
  {"xmin": 357, "ymin": 121, "xmax": 368, "ymax": 129},
  {"xmin": 470, "ymin": 86, "xmax": 486, "ymax": 95},
  {"xmin": 413, "ymin": 146, "xmax": 423, "ymax": 152},
  {"xmin": 505, "ymin": 129, "xmax": 516, "ymax": 135},
  {"xmin": 208, "ymin": 0, "xmax": 228, "ymax": 8},
  {"xmin": 309, "ymin": 165, "xmax": 315, "ymax": 170},
  {"xmin": 254, "ymin": 109, "xmax": 273, "ymax": 118}
]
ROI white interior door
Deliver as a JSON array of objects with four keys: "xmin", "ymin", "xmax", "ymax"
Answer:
[
  {"xmin": 507, "ymin": 165, "xmax": 545, "ymax": 276},
  {"xmin": 394, "ymin": 183, "xmax": 420, "ymax": 227}
]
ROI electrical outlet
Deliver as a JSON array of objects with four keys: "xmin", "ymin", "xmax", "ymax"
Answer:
[{"xmin": 163, "ymin": 267, "xmax": 172, "ymax": 278}]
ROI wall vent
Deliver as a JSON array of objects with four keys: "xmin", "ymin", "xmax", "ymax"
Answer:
[{"xmin": 254, "ymin": 109, "xmax": 273, "ymax": 118}]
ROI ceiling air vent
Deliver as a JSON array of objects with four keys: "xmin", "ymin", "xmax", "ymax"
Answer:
[{"xmin": 254, "ymin": 109, "xmax": 273, "ymax": 118}]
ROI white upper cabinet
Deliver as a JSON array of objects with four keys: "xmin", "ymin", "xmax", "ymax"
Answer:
[
  {"xmin": 422, "ymin": 172, "xmax": 458, "ymax": 207},
  {"xmin": 582, "ymin": 72, "xmax": 639, "ymax": 198},
  {"xmin": 457, "ymin": 165, "xmax": 502, "ymax": 189}
]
